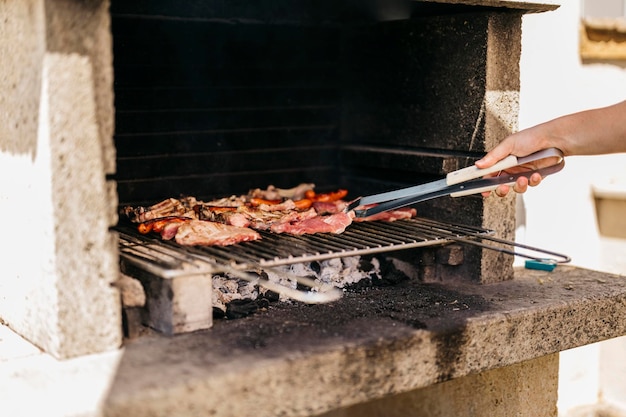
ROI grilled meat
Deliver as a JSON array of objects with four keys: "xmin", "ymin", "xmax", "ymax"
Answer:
[
  {"xmin": 312, "ymin": 200, "xmax": 349, "ymax": 215},
  {"xmin": 249, "ymin": 183, "xmax": 315, "ymax": 201},
  {"xmin": 270, "ymin": 211, "xmax": 354, "ymax": 235},
  {"xmin": 160, "ymin": 220, "xmax": 187, "ymax": 240},
  {"xmin": 122, "ymin": 197, "xmax": 198, "ymax": 223},
  {"xmin": 175, "ymin": 220, "xmax": 261, "ymax": 246},
  {"xmin": 122, "ymin": 183, "xmax": 417, "ymax": 245},
  {"xmin": 353, "ymin": 206, "xmax": 417, "ymax": 223}
]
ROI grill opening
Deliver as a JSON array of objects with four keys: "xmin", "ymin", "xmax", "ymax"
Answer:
[
  {"xmin": 110, "ymin": 1, "xmax": 526, "ymax": 336},
  {"xmin": 116, "ymin": 217, "xmax": 496, "ymax": 311},
  {"xmin": 111, "ymin": 1, "xmax": 490, "ymax": 217}
]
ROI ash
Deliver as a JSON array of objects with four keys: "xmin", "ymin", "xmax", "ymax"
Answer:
[{"xmin": 212, "ymin": 256, "xmax": 382, "ymax": 317}]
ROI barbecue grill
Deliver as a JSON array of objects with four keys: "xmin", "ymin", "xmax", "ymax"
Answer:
[
  {"xmin": 6, "ymin": 1, "xmax": 626, "ymax": 416},
  {"xmin": 110, "ymin": 0, "xmax": 533, "ymax": 334}
]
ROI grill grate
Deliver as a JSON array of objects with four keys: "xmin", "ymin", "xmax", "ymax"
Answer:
[{"xmin": 117, "ymin": 217, "xmax": 493, "ymax": 279}]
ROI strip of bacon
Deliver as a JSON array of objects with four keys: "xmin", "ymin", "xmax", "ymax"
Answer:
[{"xmin": 305, "ymin": 189, "xmax": 348, "ymax": 202}]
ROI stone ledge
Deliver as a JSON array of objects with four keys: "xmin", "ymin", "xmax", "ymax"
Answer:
[
  {"xmin": 103, "ymin": 266, "xmax": 626, "ymax": 417},
  {"xmin": 416, "ymin": 0, "xmax": 559, "ymax": 13}
]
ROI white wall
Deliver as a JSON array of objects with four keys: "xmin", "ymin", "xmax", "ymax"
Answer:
[{"xmin": 518, "ymin": 2, "xmax": 626, "ymax": 415}]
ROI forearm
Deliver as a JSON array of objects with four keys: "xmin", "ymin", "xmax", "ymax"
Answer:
[
  {"xmin": 539, "ymin": 100, "xmax": 626, "ymax": 156},
  {"xmin": 474, "ymin": 100, "xmax": 626, "ymax": 196}
]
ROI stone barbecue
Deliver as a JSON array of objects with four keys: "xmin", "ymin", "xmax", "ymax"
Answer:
[{"xmin": 2, "ymin": 1, "xmax": 626, "ymax": 417}]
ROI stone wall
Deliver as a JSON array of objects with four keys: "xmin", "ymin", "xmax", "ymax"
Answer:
[{"xmin": 0, "ymin": 0, "xmax": 121, "ymax": 359}]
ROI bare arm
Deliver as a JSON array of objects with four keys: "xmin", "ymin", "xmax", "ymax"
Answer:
[{"xmin": 475, "ymin": 100, "xmax": 626, "ymax": 195}]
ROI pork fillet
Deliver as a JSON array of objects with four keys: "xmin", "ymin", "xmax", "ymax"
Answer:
[
  {"xmin": 270, "ymin": 212, "xmax": 354, "ymax": 235},
  {"xmin": 160, "ymin": 220, "xmax": 186, "ymax": 240},
  {"xmin": 175, "ymin": 220, "xmax": 261, "ymax": 246}
]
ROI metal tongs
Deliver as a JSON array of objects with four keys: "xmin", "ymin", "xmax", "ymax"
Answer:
[{"xmin": 349, "ymin": 148, "xmax": 565, "ymax": 217}]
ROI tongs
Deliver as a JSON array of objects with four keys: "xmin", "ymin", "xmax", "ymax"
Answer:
[{"xmin": 349, "ymin": 148, "xmax": 565, "ymax": 218}]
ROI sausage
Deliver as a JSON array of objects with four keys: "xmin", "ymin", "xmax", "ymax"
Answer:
[{"xmin": 304, "ymin": 189, "xmax": 348, "ymax": 203}]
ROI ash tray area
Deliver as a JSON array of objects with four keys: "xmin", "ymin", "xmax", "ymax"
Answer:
[{"xmin": 213, "ymin": 255, "xmax": 408, "ymax": 320}]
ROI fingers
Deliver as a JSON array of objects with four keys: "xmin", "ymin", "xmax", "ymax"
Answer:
[
  {"xmin": 512, "ymin": 176, "xmax": 529, "ymax": 194},
  {"xmin": 493, "ymin": 184, "xmax": 511, "ymax": 198},
  {"xmin": 487, "ymin": 174, "xmax": 543, "ymax": 198},
  {"xmin": 528, "ymin": 172, "xmax": 543, "ymax": 187}
]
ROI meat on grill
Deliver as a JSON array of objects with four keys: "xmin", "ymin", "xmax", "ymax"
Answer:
[
  {"xmin": 312, "ymin": 200, "xmax": 349, "ymax": 214},
  {"xmin": 200, "ymin": 205, "xmax": 319, "ymax": 230},
  {"xmin": 161, "ymin": 220, "xmax": 185, "ymax": 240},
  {"xmin": 353, "ymin": 206, "xmax": 417, "ymax": 223},
  {"xmin": 270, "ymin": 211, "xmax": 354, "ymax": 235},
  {"xmin": 174, "ymin": 220, "xmax": 261, "ymax": 246},
  {"xmin": 249, "ymin": 183, "xmax": 315, "ymax": 201},
  {"xmin": 122, "ymin": 197, "xmax": 197, "ymax": 223},
  {"xmin": 121, "ymin": 184, "xmax": 417, "ymax": 245}
]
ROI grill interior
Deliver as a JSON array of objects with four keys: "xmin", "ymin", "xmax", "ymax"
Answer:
[
  {"xmin": 110, "ymin": 1, "xmax": 522, "ymax": 309},
  {"xmin": 117, "ymin": 218, "xmax": 493, "ymax": 278},
  {"xmin": 110, "ymin": 2, "xmax": 489, "ymax": 215}
]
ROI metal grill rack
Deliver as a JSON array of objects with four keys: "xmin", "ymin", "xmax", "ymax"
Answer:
[
  {"xmin": 117, "ymin": 217, "xmax": 570, "ymax": 305},
  {"xmin": 118, "ymin": 217, "xmax": 493, "ymax": 279}
]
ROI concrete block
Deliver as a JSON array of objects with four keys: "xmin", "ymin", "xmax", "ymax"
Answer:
[
  {"xmin": 0, "ymin": 0, "xmax": 44, "ymax": 156},
  {"xmin": 323, "ymin": 354, "xmax": 559, "ymax": 417},
  {"xmin": 121, "ymin": 263, "xmax": 213, "ymax": 335},
  {"xmin": 44, "ymin": 0, "xmax": 116, "ymax": 175},
  {"xmin": 0, "ymin": 0, "xmax": 122, "ymax": 357}
]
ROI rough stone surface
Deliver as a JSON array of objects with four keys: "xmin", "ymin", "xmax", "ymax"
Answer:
[
  {"xmin": 0, "ymin": 0, "xmax": 121, "ymax": 359},
  {"xmin": 0, "ymin": 0, "xmax": 44, "ymax": 156},
  {"xmin": 320, "ymin": 353, "xmax": 559, "ymax": 417},
  {"xmin": 44, "ymin": 0, "xmax": 116, "ymax": 175},
  {"xmin": 116, "ymin": 274, "xmax": 146, "ymax": 308},
  {"xmin": 121, "ymin": 263, "xmax": 213, "ymax": 335},
  {"xmin": 340, "ymin": 11, "xmax": 524, "ymax": 284},
  {"xmin": 102, "ymin": 266, "xmax": 626, "ymax": 417},
  {"xmin": 46, "ymin": 51, "xmax": 121, "ymax": 357}
]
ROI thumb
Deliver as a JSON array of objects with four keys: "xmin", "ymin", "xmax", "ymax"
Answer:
[{"xmin": 475, "ymin": 143, "xmax": 515, "ymax": 169}]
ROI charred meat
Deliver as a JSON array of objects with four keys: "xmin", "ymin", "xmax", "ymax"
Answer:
[
  {"xmin": 120, "ymin": 183, "xmax": 417, "ymax": 246},
  {"xmin": 175, "ymin": 220, "xmax": 261, "ymax": 246}
]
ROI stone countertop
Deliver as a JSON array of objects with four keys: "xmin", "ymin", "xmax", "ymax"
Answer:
[
  {"xmin": 103, "ymin": 266, "xmax": 626, "ymax": 417},
  {"xmin": 414, "ymin": 0, "xmax": 559, "ymax": 13}
]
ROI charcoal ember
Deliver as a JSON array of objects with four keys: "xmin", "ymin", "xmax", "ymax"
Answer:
[
  {"xmin": 282, "ymin": 256, "xmax": 379, "ymax": 290},
  {"xmin": 371, "ymin": 258, "xmax": 409, "ymax": 287},
  {"xmin": 226, "ymin": 299, "xmax": 260, "ymax": 319},
  {"xmin": 256, "ymin": 272, "xmax": 280, "ymax": 302},
  {"xmin": 259, "ymin": 288, "xmax": 280, "ymax": 303},
  {"xmin": 255, "ymin": 298, "xmax": 271, "ymax": 310},
  {"xmin": 212, "ymin": 255, "xmax": 401, "ymax": 321},
  {"xmin": 345, "ymin": 276, "xmax": 374, "ymax": 290},
  {"xmin": 358, "ymin": 257, "xmax": 377, "ymax": 273},
  {"xmin": 212, "ymin": 274, "xmax": 259, "ymax": 313},
  {"xmin": 213, "ymin": 307, "xmax": 226, "ymax": 319},
  {"xmin": 309, "ymin": 261, "xmax": 321, "ymax": 275}
]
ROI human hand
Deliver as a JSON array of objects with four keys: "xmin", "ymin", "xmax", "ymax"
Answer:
[
  {"xmin": 483, "ymin": 173, "xmax": 542, "ymax": 197},
  {"xmin": 475, "ymin": 128, "xmax": 551, "ymax": 197}
]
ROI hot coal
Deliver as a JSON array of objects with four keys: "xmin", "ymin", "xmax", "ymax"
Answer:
[{"xmin": 215, "ymin": 255, "xmax": 412, "ymax": 320}]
